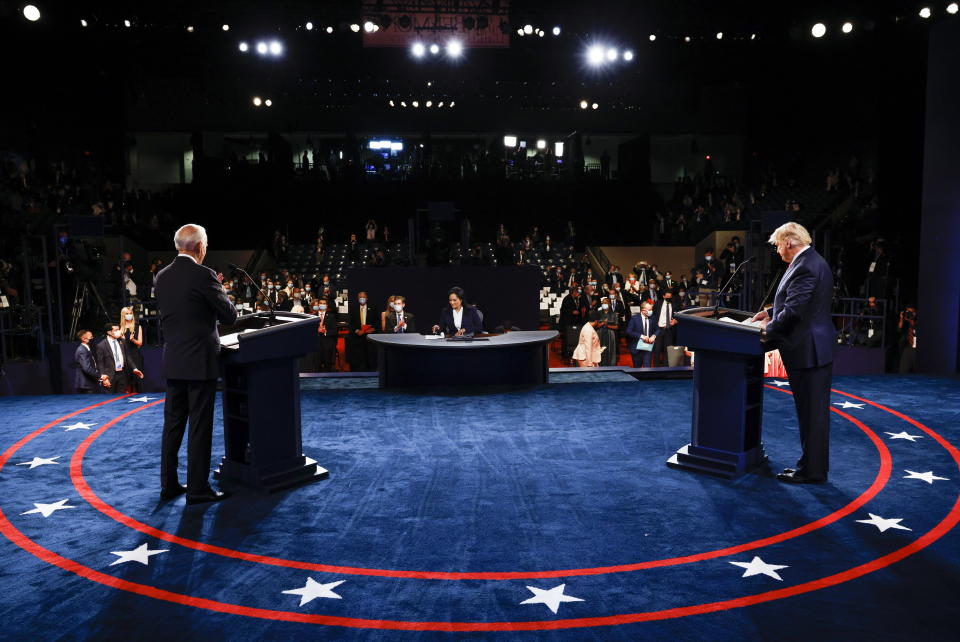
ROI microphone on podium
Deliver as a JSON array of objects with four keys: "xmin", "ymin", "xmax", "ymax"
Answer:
[
  {"xmin": 229, "ymin": 263, "xmax": 276, "ymax": 326},
  {"xmin": 713, "ymin": 256, "xmax": 755, "ymax": 318}
]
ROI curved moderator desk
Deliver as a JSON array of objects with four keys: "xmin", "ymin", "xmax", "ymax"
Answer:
[{"xmin": 368, "ymin": 331, "xmax": 558, "ymax": 388}]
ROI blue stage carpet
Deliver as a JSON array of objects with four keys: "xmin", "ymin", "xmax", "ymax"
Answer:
[{"xmin": 0, "ymin": 375, "xmax": 957, "ymax": 640}]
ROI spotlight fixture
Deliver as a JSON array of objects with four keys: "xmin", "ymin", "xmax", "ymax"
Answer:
[
  {"xmin": 438, "ymin": 101, "xmax": 444, "ymax": 107},
  {"xmin": 253, "ymin": 96, "xmax": 263, "ymax": 106},
  {"xmin": 389, "ymin": 100, "xmax": 395, "ymax": 107},
  {"xmin": 429, "ymin": 43, "xmax": 440, "ymax": 55},
  {"xmin": 919, "ymin": 7, "xmax": 932, "ymax": 18},
  {"xmin": 400, "ymin": 101, "xmax": 407, "ymax": 107},
  {"xmin": 269, "ymin": 40, "xmax": 283, "ymax": 56},
  {"xmin": 842, "ymin": 22, "xmax": 853, "ymax": 34},
  {"xmin": 239, "ymin": 41, "xmax": 249, "ymax": 52},
  {"xmin": 22, "ymin": 5, "xmax": 40, "ymax": 22},
  {"xmin": 326, "ymin": 26, "xmax": 334, "ymax": 33},
  {"xmin": 222, "ymin": 24, "xmax": 230, "ymax": 32},
  {"xmin": 536, "ymin": 140, "xmax": 546, "ymax": 150},
  {"xmin": 517, "ymin": 28, "xmax": 524, "ymax": 36},
  {"xmin": 716, "ymin": 32, "xmax": 723, "ymax": 40},
  {"xmin": 124, "ymin": 19, "xmax": 132, "ymax": 28},
  {"xmin": 684, "ymin": 36, "xmax": 691, "ymax": 42},
  {"xmin": 350, "ymin": 23, "xmax": 361, "ymax": 32},
  {"xmin": 949, "ymin": 3, "xmax": 959, "ymax": 15},
  {"xmin": 412, "ymin": 101, "xmax": 419, "ymax": 108},
  {"xmin": 256, "ymin": 41, "xmax": 268, "ymax": 54},
  {"xmin": 80, "ymin": 19, "xmax": 88, "ymax": 27},
  {"xmin": 411, "ymin": 42, "xmax": 425, "ymax": 57},
  {"xmin": 504, "ymin": 136, "xmax": 518, "ymax": 147},
  {"xmin": 579, "ymin": 99, "xmax": 588, "ymax": 109},
  {"xmin": 265, "ymin": 99, "xmax": 273, "ymax": 107},
  {"xmin": 592, "ymin": 102, "xmax": 599, "ymax": 110},
  {"xmin": 425, "ymin": 100, "xmax": 433, "ymax": 107},
  {"xmin": 537, "ymin": 29, "xmax": 545, "ymax": 37},
  {"xmin": 649, "ymin": 34, "xmax": 657, "ymax": 41},
  {"xmin": 811, "ymin": 23, "xmax": 826, "ymax": 38},
  {"xmin": 750, "ymin": 33, "xmax": 757, "ymax": 40},
  {"xmin": 305, "ymin": 22, "xmax": 313, "ymax": 31},
  {"xmin": 587, "ymin": 45, "xmax": 605, "ymax": 66},
  {"xmin": 623, "ymin": 50, "xmax": 634, "ymax": 61},
  {"xmin": 553, "ymin": 26, "xmax": 561, "ymax": 36},
  {"xmin": 605, "ymin": 47, "xmax": 618, "ymax": 61},
  {"xmin": 523, "ymin": 24, "xmax": 533, "ymax": 34},
  {"xmin": 449, "ymin": 101, "xmax": 455, "ymax": 107},
  {"xmin": 446, "ymin": 40, "xmax": 463, "ymax": 57},
  {"xmin": 187, "ymin": 25, "xmax": 195, "ymax": 33}
]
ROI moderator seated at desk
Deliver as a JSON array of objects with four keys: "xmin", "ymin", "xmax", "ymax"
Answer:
[
  {"xmin": 431, "ymin": 286, "xmax": 483, "ymax": 337},
  {"xmin": 368, "ymin": 331, "xmax": 558, "ymax": 388}
]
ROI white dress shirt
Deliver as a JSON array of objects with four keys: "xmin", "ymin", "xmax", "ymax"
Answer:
[{"xmin": 453, "ymin": 307, "xmax": 463, "ymax": 329}]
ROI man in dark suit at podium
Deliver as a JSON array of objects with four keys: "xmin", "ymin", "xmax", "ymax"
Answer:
[
  {"xmin": 752, "ymin": 222, "xmax": 834, "ymax": 484},
  {"xmin": 155, "ymin": 224, "xmax": 238, "ymax": 505}
]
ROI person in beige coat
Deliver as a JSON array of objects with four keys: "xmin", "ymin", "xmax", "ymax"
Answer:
[{"xmin": 573, "ymin": 310, "xmax": 604, "ymax": 367}]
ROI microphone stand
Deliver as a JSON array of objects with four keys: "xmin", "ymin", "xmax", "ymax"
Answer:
[
  {"xmin": 757, "ymin": 268, "xmax": 783, "ymax": 314},
  {"xmin": 713, "ymin": 256, "xmax": 755, "ymax": 318},
  {"xmin": 229, "ymin": 263, "xmax": 276, "ymax": 327}
]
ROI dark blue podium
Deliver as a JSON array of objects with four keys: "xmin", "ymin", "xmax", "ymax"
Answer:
[
  {"xmin": 668, "ymin": 307, "xmax": 767, "ymax": 479},
  {"xmin": 216, "ymin": 312, "xmax": 329, "ymax": 491}
]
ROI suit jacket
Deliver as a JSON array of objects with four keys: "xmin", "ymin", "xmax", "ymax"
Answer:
[
  {"xmin": 315, "ymin": 308, "xmax": 340, "ymax": 341},
  {"xmin": 625, "ymin": 313, "xmax": 660, "ymax": 354},
  {"xmin": 438, "ymin": 305, "xmax": 482, "ymax": 335},
  {"xmin": 94, "ymin": 336, "xmax": 136, "ymax": 385},
  {"xmin": 384, "ymin": 310, "xmax": 416, "ymax": 334},
  {"xmin": 765, "ymin": 246, "xmax": 835, "ymax": 369},
  {"xmin": 154, "ymin": 255, "xmax": 238, "ymax": 380},
  {"xmin": 348, "ymin": 303, "xmax": 378, "ymax": 334},
  {"xmin": 559, "ymin": 294, "xmax": 588, "ymax": 327},
  {"xmin": 74, "ymin": 343, "xmax": 100, "ymax": 391},
  {"xmin": 604, "ymin": 272, "xmax": 622, "ymax": 288}
]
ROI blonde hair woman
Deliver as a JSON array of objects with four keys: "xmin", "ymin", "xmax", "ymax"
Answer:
[
  {"xmin": 119, "ymin": 306, "xmax": 144, "ymax": 392},
  {"xmin": 380, "ymin": 295, "xmax": 397, "ymax": 332}
]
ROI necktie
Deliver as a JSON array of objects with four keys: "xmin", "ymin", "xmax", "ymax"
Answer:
[
  {"xmin": 398, "ymin": 313, "xmax": 404, "ymax": 332},
  {"xmin": 666, "ymin": 303, "xmax": 671, "ymax": 325},
  {"xmin": 111, "ymin": 340, "xmax": 122, "ymax": 371},
  {"xmin": 360, "ymin": 306, "xmax": 366, "ymax": 326},
  {"xmin": 643, "ymin": 316, "xmax": 648, "ymax": 336}
]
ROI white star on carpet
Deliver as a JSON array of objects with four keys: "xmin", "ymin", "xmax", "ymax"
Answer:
[
  {"xmin": 109, "ymin": 543, "xmax": 169, "ymax": 566},
  {"xmin": 729, "ymin": 556, "xmax": 789, "ymax": 581},
  {"xmin": 833, "ymin": 401, "xmax": 865, "ymax": 409},
  {"xmin": 903, "ymin": 470, "xmax": 949, "ymax": 484},
  {"xmin": 769, "ymin": 380, "xmax": 790, "ymax": 387},
  {"xmin": 20, "ymin": 499, "xmax": 75, "ymax": 518},
  {"xmin": 62, "ymin": 422, "xmax": 95, "ymax": 431},
  {"xmin": 885, "ymin": 431, "xmax": 923, "ymax": 442},
  {"xmin": 127, "ymin": 396, "xmax": 156, "ymax": 403},
  {"xmin": 16, "ymin": 456, "xmax": 60, "ymax": 469},
  {"xmin": 519, "ymin": 584, "xmax": 585, "ymax": 614},
  {"xmin": 856, "ymin": 513, "xmax": 912, "ymax": 533},
  {"xmin": 282, "ymin": 578, "xmax": 346, "ymax": 606}
]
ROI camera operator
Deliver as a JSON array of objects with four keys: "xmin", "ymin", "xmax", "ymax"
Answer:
[{"xmin": 898, "ymin": 304, "xmax": 917, "ymax": 374}]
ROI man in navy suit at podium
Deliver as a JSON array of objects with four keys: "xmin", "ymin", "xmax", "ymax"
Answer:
[
  {"xmin": 155, "ymin": 224, "xmax": 238, "ymax": 504},
  {"xmin": 751, "ymin": 222, "xmax": 834, "ymax": 484}
]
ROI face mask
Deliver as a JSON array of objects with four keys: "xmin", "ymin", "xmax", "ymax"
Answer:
[
  {"xmin": 679, "ymin": 292, "xmax": 686, "ymax": 298},
  {"xmin": 358, "ymin": 298, "xmax": 366, "ymax": 305},
  {"xmin": 293, "ymin": 294, "xmax": 301, "ymax": 299},
  {"xmin": 305, "ymin": 286, "xmax": 311, "ymax": 291},
  {"xmin": 318, "ymin": 304, "xmax": 327, "ymax": 311},
  {"xmin": 268, "ymin": 284, "xmax": 275, "ymax": 289},
  {"xmin": 394, "ymin": 303, "xmax": 404, "ymax": 311},
  {"xmin": 705, "ymin": 255, "xmax": 713, "ymax": 261},
  {"xmin": 124, "ymin": 314, "xmax": 133, "ymax": 321},
  {"xmin": 642, "ymin": 310, "xmax": 650, "ymax": 317},
  {"xmin": 313, "ymin": 305, "xmax": 320, "ymax": 311},
  {"xmin": 287, "ymin": 283, "xmax": 294, "ymax": 288},
  {"xmin": 601, "ymin": 303, "xmax": 609, "ymax": 310},
  {"xmin": 666, "ymin": 274, "xmax": 672, "ymax": 279}
]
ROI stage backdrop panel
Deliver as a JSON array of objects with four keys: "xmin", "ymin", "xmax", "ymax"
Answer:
[{"xmin": 346, "ymin": 266, "xmax": 542, "ymax": 332}]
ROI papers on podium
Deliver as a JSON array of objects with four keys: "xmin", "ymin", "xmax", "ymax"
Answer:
[{"xmin": 718, "ymin": 316, "xmax": 762, "ymax": 328}]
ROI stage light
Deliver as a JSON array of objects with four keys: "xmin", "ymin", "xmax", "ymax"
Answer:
[
  {"xmin": 124, "ymin": 19, "xmax": 132, "ymax": 28},
  {"xmin": 750, "ymin": 33, "xmax": 757, "ymax": 40},
  {"xmin": 605, "ymin": 47, "xmax": 618, "ymax": 61},
  {"xmin": 350, "ymin": 23, "xmax": 360, "ymax": 33},
  {"xmin": 842, "ymin": 22, "xmax": 853, "ymax": 34},
  {"xmin": 269, "ymin": 40, "xmax": 283, "ymax": 55},
  {"xmin": 22, "ymin": 5, "xmax": 40, "ymax": 22},
  {"xmin": 364, "ymin": 21, "xmax": 376, "ymax": 32},
  {"xmin": 80, "ymin": 19, "xmax": 88, "ymax": 27},
  {"xmin": 449, "ymin": 101, "xmax": 455, "ymax": 107},
  {"xmin": 253, "ymin": 96, "xmax": 262, "ymax": 106},
  {"xmin": 555, "ymin": 142, "xmax": 564, "ymax": 156},
  {"xmin": 949, "ymin": 3, "xmax": 959, "ymax": 15},
  {"xmin": 579, "ymin": 99, "xmax": 588, "ymax": 109},
  {"xmin": 400, "ymin": 101, "xmax": 407, "ymax": 107},
  {"xmin": 649, "ymin": 34, "xmax": 657, "ymax": 41},
  {"xmin": 587, "ymin": 45, "xmax": 605, "ymax": 66},
  {"xmin": 412, "ymin": 100, "xmax": 419, "ymax": 108},
  {"xmin": 326, "ymin": 26, "xmax": 334, "ymax": 33},
  {"xmin": 412, "ymin": 42, "xmax": 425, "ymax": 57},
  {"xmin": 222, "ymin": 24, "xmax": 230, "ymax": 32},
  {"xmin": 504, "ymin": 136, "xmax": 517, "ymax": 147},
  {"xmin": 623, "ymin": 50, "xmax": 634, "ymax": 61},
  {"xmin": 684, "ymin": 36, "xmax": 691, "ymax": 42},
  {"xmin": 811, "ymin": 23, "xmax": 826, "ymax": 38},
  {"xmin": 256, "ymin": 41, "xmax": 268, "ymax": 54},
  {"xmin": 716, "ymin": 32, "xmax": 723, "ymax": 40},
  {"xmin": 265, "ymin": 99, "xmax": 272, "ymax": 107},
  {"xmin": 239, "ymin": 42, "xmax": 249, "ymax": 52},
  {"xmin": 446, "ymin": 40, "xmax": 463, "ymax": 57},
  {"xmin": 389, "ymin": 100, "xmax": 395, "ymax": 107},
  {"xmin": 429, "ymin": 43, "xmax": 440, "ymax": 55},
  {"xmin": 537, "ymin": 29, "xmax": 545, "ymax": 37},
  {"xmin": 437, "ymin": 101, "xmax": 444, "ymax": 107},
  {"xmin": 536, "ymin": 139, "xmax": 546, "ymax": 150},
  {"xmin": 426, "ymin": 100, "xmax": 433, "ymax": 107},
  {"xmin": 919, "ymin": 7, "xmax": 932, "ymax": 18},
  {"xmin": 187, "ymin": 25, "xmax": 195, "ymax": 33},
  {"xmin": 592, "ymin": 102, "xmax": 599, "ymax": 109},
  {"xmin": 523, "ymin": 24, "xmax": 533, "ymax": 34},
  {"xmin": 517, "ymin": 28, "xmax": 524, "ymax": 36},
  {"xmin": 305, "ymin": 22, "xmax": 313, "ymax": 31}
]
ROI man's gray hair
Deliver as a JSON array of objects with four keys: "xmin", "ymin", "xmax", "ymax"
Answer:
[
  {"xmin": 768, "ymin": 222, "xmax": 812, "ymax": 247},
  {"xmin": 174, "ymin": 224, "xmax": 208, "ymax": 252}
]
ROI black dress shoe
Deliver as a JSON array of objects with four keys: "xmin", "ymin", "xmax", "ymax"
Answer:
[
  {"xmin": 781, "ymin": 468, "xmax": 797, "ymax": 475},
  {"xmin": 185, "ymin": 489, "xmax": 227, "ymax": 505},
  {"xmin": 777, "ymin": 471, "xmax": 826, "ymax": 484},
  {"xmin": 160, "ymin": 484, "xmax": 188, "ymax": 501}
]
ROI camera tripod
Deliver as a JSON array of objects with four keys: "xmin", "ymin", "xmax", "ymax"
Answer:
[{"xmin": 68, "ymin": 280, "xmax": 111, "ymax": 339}]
